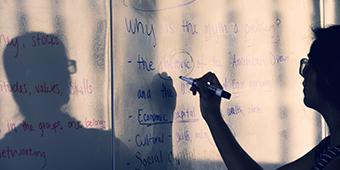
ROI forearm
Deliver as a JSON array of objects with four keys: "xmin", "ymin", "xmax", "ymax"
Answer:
[{"xmin": 205, "ymin": 114, "xmax": 263, "ymax": 170}]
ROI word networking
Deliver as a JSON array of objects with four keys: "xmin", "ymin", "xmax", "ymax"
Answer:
[{"xmin": 0, "ymin": 146, "xmax": 47, "ymax": 169}]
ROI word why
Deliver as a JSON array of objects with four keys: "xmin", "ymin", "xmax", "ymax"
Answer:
[
  {"xmin": 0, "ymin": 33, "xmax": 19, "ymax": 57},
  {"xmin": 1, "ymin": 32, "xmax": 62, "ymax": 59},
  {"xmin": 125, "ymin": 17, "xmax": 157, "ymax": 48}
]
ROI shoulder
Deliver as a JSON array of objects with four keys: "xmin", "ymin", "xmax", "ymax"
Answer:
[
  {"xmin": 276, "ymin": 146, "xmax": 316, "ymax": 170},
  {"xmin": 277, "ymin": 137, "xmax": 330, "ymax": 170},
  {"xmin": 324, "ymin": 157, "xmax": 340, "ymax": 170}
]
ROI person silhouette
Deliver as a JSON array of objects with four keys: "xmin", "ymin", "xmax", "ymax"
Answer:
[
  {"xmin": 150, "ymin": 72, "xmax": 177, "ymax": 170},
  {"xmin": 0, "ymin": 32, "xmax": 112, "ymax": 170},
  {"xmin": 191, "ymin": 25, "xmax": 340, "ymax": 170},
  {"xmin": 120, "ymin": 72, "xmax": 178, "ymax": 170}
]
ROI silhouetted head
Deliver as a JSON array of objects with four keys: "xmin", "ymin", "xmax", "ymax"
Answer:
[
  {"xmin": 3, "ymin": 32, "xmax": 70, "ymax": 118},
  {"xmin": 301, "ymin": 25, "xmax": 340, "ymax": 112}
]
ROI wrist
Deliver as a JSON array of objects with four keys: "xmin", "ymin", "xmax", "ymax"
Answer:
[{"xmin": 203, "ymin": 110, "xmax": 223, "ymax": 123}]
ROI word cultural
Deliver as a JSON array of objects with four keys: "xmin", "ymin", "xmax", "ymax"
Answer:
[{"xmin": 135, "ymin": 133, "xmax": 165, "ymax": 148}]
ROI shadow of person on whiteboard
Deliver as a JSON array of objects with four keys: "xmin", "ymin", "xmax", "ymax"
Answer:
[
  {"xmin": 148, "ymin": 73, "xmax": 177, "ymax": 170},
  {"xmin": 0, "ymin": 32, "xmax": 112, "ymax": 170},
  {"xmin": 191, "ymin": 25, "xmax": 340, "ymax": 170}
]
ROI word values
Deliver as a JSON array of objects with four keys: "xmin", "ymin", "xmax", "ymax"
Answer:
[
  {"xmin": 125, "ymin": 17, "xmax": 157, "ymax": 48},
  {"xmin": 35, "ymin": 82, "xmax": 61, "ymax": 96}
]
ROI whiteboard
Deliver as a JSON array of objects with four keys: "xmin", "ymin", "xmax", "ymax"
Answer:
[
  {"xmin": 0, "ymin": 1, "xmax": 112, "ymax": 170},
  {"xmin": 114, "ymin": 0, "xmax": 324, "ymax": 170}
]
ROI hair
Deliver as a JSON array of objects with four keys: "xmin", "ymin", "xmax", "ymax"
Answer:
[{"xmin": 310, "ymin": 25, "xmax": 340, "ymax": 109}]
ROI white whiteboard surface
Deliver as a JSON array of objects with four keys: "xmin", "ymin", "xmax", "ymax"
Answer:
[
  {"xmin": 114, "ymin": 0, "xmax": 324, "ymax": 170},
  {"xmin": 0, "ymin": 1, "xmax": 112, "ymax": 170}
]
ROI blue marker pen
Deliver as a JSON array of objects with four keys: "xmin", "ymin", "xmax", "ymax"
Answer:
[{"xmin": 179, "ymin": 76, "xmax": 231, "ymax": 99}]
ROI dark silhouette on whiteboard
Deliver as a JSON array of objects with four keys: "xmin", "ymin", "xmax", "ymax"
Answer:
[{"xmin": 1, "ymin": 32, "xmax": 112, "ymax": 170}]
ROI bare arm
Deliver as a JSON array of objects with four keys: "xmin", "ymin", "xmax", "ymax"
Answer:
[
  {"xmin": 205, "ymin": 114, "xmax": 263, "ymax": 170},
  {"xmin": 192, "ymin": 72, "xmax": 262, "ymax": 170},
  {"xmin": 192, "ymin": 72, "xmax": 318, "ymax": 170}
]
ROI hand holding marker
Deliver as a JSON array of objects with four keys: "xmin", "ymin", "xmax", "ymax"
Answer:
[{"xmin": 179, "ymin": 76, "xmax": 231, "ymax": 99}]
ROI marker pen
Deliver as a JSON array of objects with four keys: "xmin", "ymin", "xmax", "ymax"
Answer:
[{"xmin": 179, "ymin": 76, "xmax": 231, "ymax": 99}]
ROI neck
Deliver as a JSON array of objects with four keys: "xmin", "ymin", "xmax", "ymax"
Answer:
[{"xmin": 319, "ymin": 102, "xmax": 340, "ymax": 147}]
